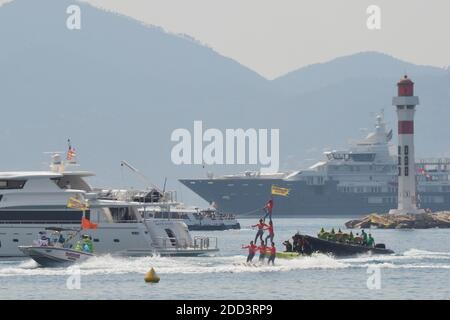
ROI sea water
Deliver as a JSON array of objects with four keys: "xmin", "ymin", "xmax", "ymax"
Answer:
[{"xmin": 1, "ymin": 218, "xmax": 449, "ymax": 299}]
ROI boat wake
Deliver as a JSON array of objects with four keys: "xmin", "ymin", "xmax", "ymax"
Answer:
[
  {"xmin": 0, "ymin": 253, "xmax": 348, "ymax": 277},
  {"xmin": 1, "ymin": 248, "xmax": 449, "ymax": 277},
  {"xmin": 339, "ymin": 248, "xmax": 450, "ymax": 270}
]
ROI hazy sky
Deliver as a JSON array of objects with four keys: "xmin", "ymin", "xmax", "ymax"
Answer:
[{"xmin": 3, "ymin": 0, "xmax": 450, "ymax": 78}]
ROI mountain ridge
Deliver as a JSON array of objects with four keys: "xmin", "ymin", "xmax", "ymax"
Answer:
[{"xmin": 1, "ymin": 0, "xmax": 449, "ymax": 206}]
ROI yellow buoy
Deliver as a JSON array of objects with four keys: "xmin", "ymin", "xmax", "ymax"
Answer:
[{"xmin": 144, "ymin": 267, "xmax": 160, "ymax": 283}]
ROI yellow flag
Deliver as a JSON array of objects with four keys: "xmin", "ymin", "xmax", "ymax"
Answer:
[
  {"xmin": 271, "ymin": 185, "xmax": 290, "ymax": 197},
  {"xmin": 67, "ymin": 197, "xmax": 89, "ymax": 210}
]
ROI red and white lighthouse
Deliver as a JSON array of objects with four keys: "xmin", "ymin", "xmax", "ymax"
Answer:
[{"xmin": 389, "ymin": 75, "xmax": 425, "ymax": 215}]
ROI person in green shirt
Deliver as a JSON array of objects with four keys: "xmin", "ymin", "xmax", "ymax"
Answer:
[
  {"xmin": 81, "ymin": 235, "xmax": 94, "ymax": 253},
  {"xmin": 361, "ymin": 229, "xmax": 368, "ymax": 246},
  {"xmin": 318, "ymin": 228, "xmax": 326, "ymax": 239},
  {"xmin": 348, "ymin": 231, "xmax": 354, "ymax": 243},
  {"xmin": 327, "ymin": 228, "xmax": 336, "ymax": 242},
  {"xmin": 367, "ymin": 234, "xmax": 375, "ymax": 247},
  {"xmin": 74, "ymin": 240, "xmax": 83, "ymax": 251}
]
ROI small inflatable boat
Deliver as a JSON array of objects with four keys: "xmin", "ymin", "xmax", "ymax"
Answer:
[{"xmin": 295, "ymin": 234, "xmax": 394, "ymax": 257}]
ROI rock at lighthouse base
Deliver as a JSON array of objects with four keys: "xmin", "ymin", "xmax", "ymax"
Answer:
[{"xmin": 345, "ymin": 212, "xmax": 450, "ymax": 229}]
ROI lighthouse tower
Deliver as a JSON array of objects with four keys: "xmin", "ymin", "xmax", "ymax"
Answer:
[{"xmin": 389, "ymin": 75, "xmax": 425, "ymax": 215}]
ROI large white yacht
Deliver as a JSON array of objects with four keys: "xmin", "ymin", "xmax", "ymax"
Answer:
[
  {"xmin": 0, "ymin": 154, "xmax": 218, "ymax": 257},
  {"xmin": 180, "ymin": 114, "xmax": 450, "ymax": 216}
]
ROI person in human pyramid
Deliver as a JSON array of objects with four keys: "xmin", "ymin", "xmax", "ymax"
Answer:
[
  {"xmin": 242, "ymin": 241, "xmax": 258, "ymax": 263},
  {"xmin": 264, "ymin": 220, "xmax": 275, "ymax": 246},
  {"xmin": 247, "ymin": 198, "xmax": 277, "ymax": 265},
  {"xmin": 263, "ymin": 198, "xmax": 274, "ymax": 221},
  {"xmin": 252, "ymin": 219, "xmax": 268, "ymax": 243}
]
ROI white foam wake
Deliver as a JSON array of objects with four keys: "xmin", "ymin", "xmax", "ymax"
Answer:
[
  {"xmin": 2, "ymin": 248, "xmax": 449, "ymax": 277},
  {"xmin": 403, "ymin": 248, "xmax": 450, "ymax": 257},
  {"xmin": 0, "ymin": 253, "xmax": 349, "ymax": 277},
  {"xmin": 359, "ymin": 262, "xmax": 450, "ymax": 269}
]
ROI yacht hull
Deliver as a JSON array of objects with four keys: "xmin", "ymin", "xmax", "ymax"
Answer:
[
  {"xmin": 18, "ymin": 246, "xmax": 93, "ymax": 267},
  {"xmin": 180, "ymin": 178, "xmax": 450, "ymax": 217},
  {"xmin": 1, "ymin": 221, "xmax": 218, "ymax": 257}
]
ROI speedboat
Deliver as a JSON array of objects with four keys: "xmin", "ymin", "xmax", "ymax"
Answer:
[{"xmin": 18, "ymin": 227, "xmax": 94, "ymax": 267}]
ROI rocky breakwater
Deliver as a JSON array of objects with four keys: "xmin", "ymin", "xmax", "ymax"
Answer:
[{"xmin": 345, "ymin": 212, "xmax": 450, "ymax": 229}]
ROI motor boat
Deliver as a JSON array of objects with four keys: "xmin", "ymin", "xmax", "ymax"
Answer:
[
  {"xmin": 18, "ymin": 227, "xmax": 94, "ymax": 267},
  {"xmin": 98, "ymin": 188, "xmax": 240, "ymax": 231},
  {"xmin": 293, "ymin": 233, "xmax": 394, "ymax": 256}
]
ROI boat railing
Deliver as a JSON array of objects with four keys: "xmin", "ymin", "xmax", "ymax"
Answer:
[
  {"xmin": 0, "ymin": 220, "xmax": 82, "ymax": 225},
  {"xmin": 111, "ymin": 219, "xmax": 140, "ymax": 223},
  {"xmin": 194, "ymin": 236, "xmax": 218, "ymax": 250},
  {"xmin": 0, "ymin": 219, "xmax": 145, "ymax": 225},
  {"xmin": 95, "ymin": 189, "xmax": 178, "ymax": 202}
]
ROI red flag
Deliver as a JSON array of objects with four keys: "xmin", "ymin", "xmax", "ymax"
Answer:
[
  {"xmin": 82, "ymin": 217, "xmax": 98, "ymax": 229},
  {"xmin": 264, "ymin": 199, "xmax": 274, "ymax": 214}
]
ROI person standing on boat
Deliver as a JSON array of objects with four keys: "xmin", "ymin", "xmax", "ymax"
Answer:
[
  {"xmin": 242, "ymin": 241, "xmax": 258, "ymax": 263},
  {"xmin": 38, "ymin": 232, "xmax": 49, "ymax": 246},
  {"xmin": 258, "ymin": 241, "xmax": 267, "ymax": 262},
  {"xmin": 367, "ymin": 234, "xmax": 375, "ymax": 247},
  {"xmin": 252, "ymin": 219, "xmax": 268, "ymax": 243},
  {"xmin": 264, "ymin": 220, "xmax": 275, "ymax": 245},
  {"xmin": 361, "ymin": 230, "xmax": 368, "ymax": 246},
  {"xmin": 58, "ymin": 233, "xmax": 65, "ymax": 245},
  {"xmin": 354, "ymin": 233, "xmax": 363, "ymax": 245},
  {"xmin": 267, "ymin": 242, "xmax": 276, "ymax": 265}
]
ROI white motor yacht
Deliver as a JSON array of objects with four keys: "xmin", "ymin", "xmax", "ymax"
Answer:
[
  {"xmin": 0, "ymin": 154, "xmax": 218, "ymax": 257},
  {"xmin": 97, "ymin": 189, "xmax": 240, "ymax": 231}
]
